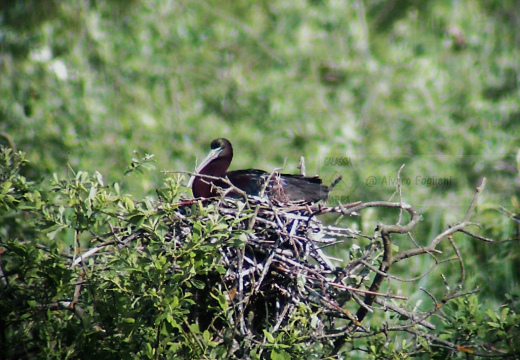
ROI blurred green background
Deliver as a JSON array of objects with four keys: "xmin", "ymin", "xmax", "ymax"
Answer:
[{"xmin": 1, "ymin": 0, "xmax": 519, "ymax": 322}]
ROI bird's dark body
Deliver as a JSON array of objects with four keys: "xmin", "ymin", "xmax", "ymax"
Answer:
[{"xmin": 191, "ymin": 139, "xmax": 329, "ymax": 203}]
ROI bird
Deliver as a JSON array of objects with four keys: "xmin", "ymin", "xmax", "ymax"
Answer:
[{"xmin": 188, "ymin": 138, "xmax": 329, "ymax": 203}]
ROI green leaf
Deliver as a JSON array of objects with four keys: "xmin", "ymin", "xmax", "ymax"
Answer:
[
  {"xmin": 499, "ymin": 307, "xmax": 509, "ymax": 322},
  {"xmin": 264, "ymin": 330, "xmax": 275, "ymax": 344},
  {"xmin": 203, "ymin": 329, "xmax": 211, "ymax": 343},
  {"xmin": 190, "ymin": 279, "xmax": 205, "ymax": 290},
  {"xmin": 128, "ymin": 214, "xmax": 145, "ymax": 227},
  {"xmin": 270, "ymin": 349, "xmax": 291, "ymax": 360}
]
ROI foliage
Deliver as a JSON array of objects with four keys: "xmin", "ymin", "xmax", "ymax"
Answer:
[
  {"xmin": 0, "ymin": 148, "xmax": 225, "ymax": 359},
  {"xmin": 1, "ymin": 148, "xmax": 519, "ymax": 359}
]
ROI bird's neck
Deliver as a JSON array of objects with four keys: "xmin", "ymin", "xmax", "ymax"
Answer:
[{"xmin": 200, "ymin": 158, "xmax": 230, "ymax": 177}]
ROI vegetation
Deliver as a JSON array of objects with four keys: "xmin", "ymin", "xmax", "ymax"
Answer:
[{"xmin": 1, "ymin": 0, "xmax": 519, "ymax": 359}]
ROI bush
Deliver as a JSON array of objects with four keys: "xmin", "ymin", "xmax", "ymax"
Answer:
[{"xmin": 1, "ymin": 147, "xmax": 519, "ymax": 359}]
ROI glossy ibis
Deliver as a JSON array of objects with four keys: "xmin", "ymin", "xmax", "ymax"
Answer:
[{"xmin": 188, "ymin": 138, "xmax": 329, "ymax": 203}]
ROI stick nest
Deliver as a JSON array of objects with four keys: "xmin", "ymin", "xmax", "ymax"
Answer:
[{"xmin": 162, "ymin": 194, "xmax": 391, "ymax": 346}]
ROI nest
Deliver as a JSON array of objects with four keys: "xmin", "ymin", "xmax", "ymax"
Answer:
[{"xmin": 160, "ymin": 192, "xmax": 392, "ymax": 351}]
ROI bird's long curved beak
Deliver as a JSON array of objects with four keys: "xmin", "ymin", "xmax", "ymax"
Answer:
[{"xmin": 187, "ymin": 147, "xmax": 223, "ymax": 187}]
